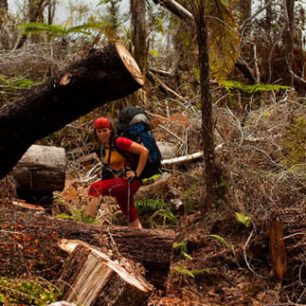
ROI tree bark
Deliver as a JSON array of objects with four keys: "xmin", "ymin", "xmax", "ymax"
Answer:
[
  {"xmin": 283, "ymin": 0, "xmax": 295, "ymax": 87},
  {"xmin": 0, "ymin": 42, "xmax": 144, "ymax": 180},
  {"xmin": 131, "ymin": 0, "xmax": 147, "ymax": 73},
  {"xmin": 0, "ymin": 0, "xmax": 8, "ymax": 49},
  {"xmin": 59, "ymin": 242, "xmax": 153, "ymax": 306},
  {"xmin": 0, "ymin": 207, "xmax": 174, "ymax": 289},
  {"xmin": 265, "ymin": 0, "xmax": 272, "ymax": 36},
  {"xmin": 235, "ymin": 0, "xmax": 252, "ymax": 27},
  {"xmin": 11, "ymin": 144, "xmax": 66, "ymax": 194},
  {"xmin": 193, "ymin": 1, "xmax": 220, "ymax": 211}
]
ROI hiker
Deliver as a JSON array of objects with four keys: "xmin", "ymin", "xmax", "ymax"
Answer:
[{"xmin": 83, "ymin": 116, "xmax": 149, "ymax": 229}]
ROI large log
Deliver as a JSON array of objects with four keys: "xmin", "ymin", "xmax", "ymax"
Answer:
[
  {"xmin": 11, "ymin": 144, "xmax": 66, "ymax": 194},
  {"xmin": 58, "ymin": 241, "xmax": 153, "ymax": 306},
  {"xmin": 0, "ymin": 42, "xmax": 144, "ymax": 179},
  {"xmin": 0, "ymin": 207, "xmax": 174, "ymax": 289}
]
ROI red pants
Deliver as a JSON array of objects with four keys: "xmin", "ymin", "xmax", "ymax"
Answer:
[{"xmin": 88, "ymin": 178, "xmax": 142, "ymax": 223}]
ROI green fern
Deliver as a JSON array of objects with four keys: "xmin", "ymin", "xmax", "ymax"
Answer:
[
  {"xmin": 0, "ymin": 75, "xmax": 38, "ymax": 89},
  {"xmin": 173, "ymin": 266, "xmax": 209, "ymax": 278},
  {"xmin": 235, "ymin": 212, "xmax": 252, "ymax": 228},
  {"xmin": 173, "ymin": 240, "xmax": 193, "ymax": 260},
  {"xmin": 220, "ymin": 80, "xmax": 290, "ymax": 94},
  {"xmin": 209, "ymin": 234, "xmax": 234, "ymax": 250},
  {"xmin": 18, "ymin": 21, "xmax": 114, "ymax": 37},
  {"xmin": 206, "ymin": 0, "xmax": 240, "ymax": 81},
  {"xmin": 57, "ymin": 209, "xmax": 96, "ymax": 224},
  {"xmin": 135, "ymin": 198, "xmax": 166, "ymax": 214},
  {"xmin": 148, "ymin": 208, "xmax": 177, "ymax": 228}
]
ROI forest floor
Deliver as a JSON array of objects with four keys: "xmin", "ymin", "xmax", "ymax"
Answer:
[{"xmin": 0, "ymin": 89, "xmax": 305, "ymax": 305}]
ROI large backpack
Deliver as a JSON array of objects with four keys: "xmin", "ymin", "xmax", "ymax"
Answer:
[{"xmin": 116, "ymin": 106, "xmax": 162, "ymax": 179}]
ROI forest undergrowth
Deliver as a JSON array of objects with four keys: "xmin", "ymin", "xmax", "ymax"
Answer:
[
  {"xmin": 55, "ymin": 89, "xmax": 305, "ymax": 306},
  {"xmin": 0, "ymin": 42, "xmax": 305, "ymax": 305}
]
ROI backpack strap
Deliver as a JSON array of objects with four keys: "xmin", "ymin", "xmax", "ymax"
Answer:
[
  {"xmin": 112, "ymin": 138, "xmax": 137, "ymax": 173},
  {"xmin": 100, "ymin": 139, "xmax": 125, "ymax": 177}
]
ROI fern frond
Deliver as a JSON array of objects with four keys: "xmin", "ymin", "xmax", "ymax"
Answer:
[
  {"xmin": 18, "ymin": 22, "xmax": 68, "ymax": 36},
  {"xmin": 235, "ymin": 212, "xmax": 252, "ymax": 228},
  {"xmin": 206, "ymin": 0, "xmax": 240, "ymax": 81},
  {"xmin": 67, "ymin": 21, "xmax": 113, "ymax": 34},
  {"xmin": 149, "ymin": 208, "xmax": 177, "ymax": 227},
  {"xmin": 173, "ymin": 266, "xmax": 195, "ymax": 278},
  {"xmin": 136, "ymin": 198, "xmax": 166, "ymax": 213},
  {"xmin": 173, "ymin": 240, "xmax": 193, "ymax": 260},
  {"xmin": 209, "ymin": 234, "xmax": 234, "ymax": 250},
  {"xmin": 173, "ymin": 266, "xmax": 210, "ymax": 278}
]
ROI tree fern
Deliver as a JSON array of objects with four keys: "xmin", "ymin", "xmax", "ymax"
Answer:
[
  {"xmin": 18, "ymin": 21, "xmax": 115, "ymax": 38},
  {"xmin": 205, "ymin": 0, "xmax": 240, "ymax": 81}
]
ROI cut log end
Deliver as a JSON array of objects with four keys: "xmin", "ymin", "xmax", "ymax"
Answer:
[
  {"xmin": 115, "ymin": 42, "xmax": 144, "ymax": 86},
  {"xmin": 59, "ymin": 240, "xmax": 153, "ymax": 306}
]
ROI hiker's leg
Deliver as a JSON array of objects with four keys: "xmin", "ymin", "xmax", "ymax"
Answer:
[
  {"xmin": 129, "ymin": 217, "xmax": 142, "ymax": 229},
  {"xmin": 83, "ymin": 196, "xmax": 100, "ymax": 217},
  {"xmin": 112, "ymin": 179, "xmax": 142, "ymax": 227},
  {"xmin": 85, "ymin": 178, "xmax": 122, "ymax": 218}
]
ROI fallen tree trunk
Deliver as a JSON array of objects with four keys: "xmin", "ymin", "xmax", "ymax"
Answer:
[
  {"xmin": 0, "ymin": 42, "xmax": 144, "ymax": 180},
  {"xmin": 0, "ymin": 207, "xmax": 174, "ymax": 289},
  {"xmin": 59, "ymin": 241, "xmax": 153, "ymax": 306},
  {"xmin": 11, "ymin": 144, "xmax": 66, "ymax": 194}
]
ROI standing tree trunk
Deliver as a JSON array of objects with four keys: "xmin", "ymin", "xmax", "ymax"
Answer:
[
  {"xmin": 191, "ymin": 0, "xmax": 220, "ymax": 212},
  {"xmin": 16, "ymin": 0, "xmax": 49, "ymax": 48},
  {"xmin": 235, "ymin": 0, "xmax": 252, "ymax": 27},
  {"xmin": 130, "ymin": 0, "xmax": 147, "ymax": 105},
  {"xmin": 265, "ymin": 0, "xmax": 273, "ymax": 37},
  {"xmin": 47, "ymin": 0, "xmax": 56, "ymax": 25},
  {"xmin": 106, "ymin": 0, "xmax": 120, "ymax": 40},
  {"xmin": 130, "ymin": 0, "xmax": 147, "ymax": 73},
  {"xmin": 0, "ymin": 42, "xmax": 144, "ymax": 179},
  {"xmin": 282, "ymin": 0, "xmax": 295, "ymax": 87},
  {"xmin": 0, "ymin": 0, "xmax": 8, "ymax": 49}
]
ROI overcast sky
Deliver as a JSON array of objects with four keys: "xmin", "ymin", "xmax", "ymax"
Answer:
[{"xmin": 8, "ymin": 0, "xmax": 130, "ymax": 24}]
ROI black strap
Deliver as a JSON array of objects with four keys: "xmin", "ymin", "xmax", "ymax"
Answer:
[{"xmin": 100, "ymin": 139, "xmax": 126, "ymax": 177}]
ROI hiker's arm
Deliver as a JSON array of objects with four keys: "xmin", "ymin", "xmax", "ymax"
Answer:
[{"xmin": 126, "ymin": 142, "xmax": 149, "ymax": 178}]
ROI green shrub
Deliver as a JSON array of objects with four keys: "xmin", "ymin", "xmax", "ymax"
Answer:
[
  {"xmin": 0, "ymin": 277, "xmax": 61, "ymax": 305},
  {"xmin": 282, "ymin": 117, "xmax": 306, "ymax": 167}
]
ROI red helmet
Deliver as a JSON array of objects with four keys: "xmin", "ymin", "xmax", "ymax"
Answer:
[{"xmin": 93, "ymin": 117, "xmax": 111, "ymax": 129}]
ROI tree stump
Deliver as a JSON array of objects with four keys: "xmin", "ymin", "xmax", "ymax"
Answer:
[
  {"xmin": 58, "ymin": 240, "xmax": 153, "ymax": 306},
  {"xmin": 11, "ymin": 144, "xmax": 66, "ymax": 194},
  {"xmin": 0, "ymin": 42, "xmax": 144, "ymax": 179}
]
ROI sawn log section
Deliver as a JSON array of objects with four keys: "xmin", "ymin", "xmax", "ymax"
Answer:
[
  {"xmin": 0, "ymin": 207, "xmax": 175, "ymax": 289},
  {"xmin": 0, "ymin": 42, "xmax": 144, "ymax": 179},
  {"xmin": 59, "ymin": 243, "xmax": 153, "ymax": 306}
]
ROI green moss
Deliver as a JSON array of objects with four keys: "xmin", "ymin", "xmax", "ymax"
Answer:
[
  {"xmin": 0, "ymin": 277, "xmax": 61, "ymax": 305},
  {"xmin": 282, "ymin": 117, "xmax": 306, "ymax": 167},
  {"xmin": 220, "ymin": 80, "xmax": 290, "ymax": 94}
]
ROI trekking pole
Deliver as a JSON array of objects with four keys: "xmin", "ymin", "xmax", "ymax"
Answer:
[{"xmin": 127, "ymin": 178, "xmax": 131, "ymax": 225}]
